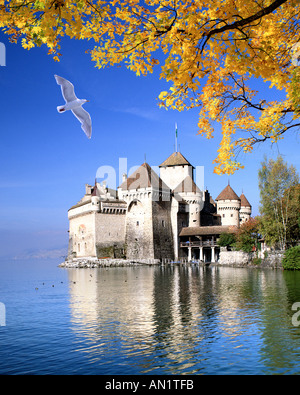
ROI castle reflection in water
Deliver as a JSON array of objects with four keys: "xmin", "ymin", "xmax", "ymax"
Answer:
[{"xmin": 66, "ymin": 265, "xmax": 300, "ymax": 375}]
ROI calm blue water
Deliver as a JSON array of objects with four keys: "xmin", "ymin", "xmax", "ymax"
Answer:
[{"xmin": 0, "ymin": 259, "xmax": 300, "ymax": 375}]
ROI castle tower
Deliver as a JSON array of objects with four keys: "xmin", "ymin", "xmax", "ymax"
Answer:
[
  {"xmin": 67, "ymin": 181, "xmax": 127, "ymax": 259},
  {"xmin": 159, "ymin": 152, "xmax": 194, "ymax": 190},
  {"xmin": 159, "ymin": 151, "xmax": 204, "ymax": 259},
  {"xmin": 173, "ymin": 175, "xmax": 202, "ymax": 227},
  {"xmin": 239, "ymin": 192, "xmax": 252, "ymax": 224},
  {"xmin": 118, "ymin": 162, "xmax": 174, "ymax": 260},
  {"xmin": 215, "ymin": 183, "xmax": 241, "ymax": 227},
  {"xmin": 159, "ymin": 152, "xmax": 204, "ymax": 226}
]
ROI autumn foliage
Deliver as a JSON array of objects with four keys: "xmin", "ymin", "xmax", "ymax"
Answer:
[
  {"xmin": 234, "ymin": 217, "xmax": 260, "ymax": 253},
  {"xmin": 1, "ymin": 0, "xmax": 299, "ymax": 173}
]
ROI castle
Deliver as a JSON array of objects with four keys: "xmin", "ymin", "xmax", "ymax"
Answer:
[{"xmin": 67, "ymin": 151, "xmax": 251, "ymax": 262}]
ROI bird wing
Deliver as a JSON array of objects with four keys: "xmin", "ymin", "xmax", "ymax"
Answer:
[
  {"xmin": 72, "ymin": 106, "xmax": 92, "ymax": 139},
  {"xmin": 54, "ymin": 74, "xmax": 77, "ymax": 103}
]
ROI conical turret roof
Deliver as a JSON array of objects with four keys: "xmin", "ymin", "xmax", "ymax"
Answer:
[
  {"xmin": 216, "ymin": 184, "xmax": 240, "ymax": 201},
  {"xmin": 240, "ymin": 192, "xmax": 251, "ymax": 208},
  {"xmin": 173, "ymin": 175, "xmax": 202, "ymax": 194}
]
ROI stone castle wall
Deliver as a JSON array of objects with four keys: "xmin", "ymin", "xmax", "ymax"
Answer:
[
  {"xmin": 219, "ymin": 249, "xmax": 283, "ymax": 268},
  {"xmin": 152, "ymin": 199, "xmax": 174, "ymax": 260},
  {"xmin": 95, "ymin": 211, "xmax": 126, "ymax": 258},
  {"xmin": 68, "ymin": 209, "xmax": 126, "ymax": 259},
  {"xmin": 68, "ymin": 211, "xmax": 96, "ymax": 257},
  {"xmin": 219, "ymin": 250, "xmax": 252, "ymax": 266},
  {"xmin": 125, "ymin": 199, "xmax": 155, "ymax": 260}
]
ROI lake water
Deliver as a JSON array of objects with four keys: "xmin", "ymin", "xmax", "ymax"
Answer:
[{"xmin": 0, "ymin": 259, "xmax": 300, "ymax": 375}]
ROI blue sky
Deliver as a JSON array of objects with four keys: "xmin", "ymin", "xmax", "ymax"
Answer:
[{"xmin": 0, "ymin": 32, "xmax": 299, "ymax": 259}]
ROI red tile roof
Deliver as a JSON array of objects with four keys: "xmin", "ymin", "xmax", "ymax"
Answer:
[
  {"xmin": 179, "ymin": 225, "xmax": 238, "ymax": 236},
  {"xmin": 159, "ymin": 152, "xmax": 193, "ymax": 167},
  {"xmin": 240, "ymin": 193, "xmax": 251, "ymax": 207},
  {"xmin": 215, "ymin": 184, "xmax": 240, "ymax": 201},
  {"xmin": 119, "ymin": 163, "xmax": 170, "ymax": 191}
]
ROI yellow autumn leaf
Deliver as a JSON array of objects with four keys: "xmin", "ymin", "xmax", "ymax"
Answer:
[{"xmin": 1, "ymin": 0, "xmax": 299, "ymax": 174}]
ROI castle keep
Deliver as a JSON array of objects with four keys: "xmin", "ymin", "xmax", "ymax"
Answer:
[{"xmin": 67, "ymin": 152, "xmax": 251, "ymax": 262}]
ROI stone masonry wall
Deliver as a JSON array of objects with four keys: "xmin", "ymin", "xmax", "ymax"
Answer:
[
  {"xmin": 152, "ymin": 199, "xmax": 174, "ymax": 260},
  {"xmin": 68, "ymin": 212, "xmax": 96, "ymax": 257},
  {"xmin": 125, "ymin": 199, "xmax": 155, "ymax": 260},
  {"xmin": 219, "ymin": 250, "xmax": 252, "ymax": 266},
  {"xmin": 219, "ymin": 249, "xmax": 284, "ymax": 268},
  {"xmin": 95, "ymin": 211, "xmax": 126, "ymax": 258}
]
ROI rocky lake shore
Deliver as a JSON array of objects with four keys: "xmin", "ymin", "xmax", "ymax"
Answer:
[{"xmin": 59, "ymin": 250, "xmax": 284, "ymax": 269}]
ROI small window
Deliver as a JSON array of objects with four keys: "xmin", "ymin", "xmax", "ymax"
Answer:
[
  {"xmin": 162, "ymin": 220, "xmax": 165, "ymax": 227},
  {"xmin": 231, "ymin": 214, "xmax": 233, "ymax": 217},
  {"xmin": 136, "ymin": 221, "xmax": 139, "ymax": 226},
  {"xmin": 222, "ymin": 214, "xmax": 225, "ymax": 218}
]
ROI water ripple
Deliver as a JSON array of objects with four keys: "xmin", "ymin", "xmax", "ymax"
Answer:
[{"xmin": 1, "ymin": 262, "xmax": 300, "ymax": 374}]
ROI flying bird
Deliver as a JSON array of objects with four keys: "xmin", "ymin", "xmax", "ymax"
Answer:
[{"xmin": 54, "ymin": 74, "xmax": 92, "ymax": 139}]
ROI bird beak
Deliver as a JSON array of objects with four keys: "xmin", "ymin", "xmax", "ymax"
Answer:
[{"xmin": 86, "ymin": 100, "xmax": 90, "ymax": 102}]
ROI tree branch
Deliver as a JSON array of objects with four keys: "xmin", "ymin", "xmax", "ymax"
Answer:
[{"xmin": 201, "ymin": 0, "xmax": 289, "ymax": 52}]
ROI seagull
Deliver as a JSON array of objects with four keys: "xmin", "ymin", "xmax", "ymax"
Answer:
[{"xmin": 54, "ymin": 74, "xmax": 92, "ymax": 139}]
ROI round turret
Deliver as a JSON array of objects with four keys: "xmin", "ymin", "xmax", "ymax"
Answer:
[
  {"xmin": 173, "ymin": 175, "xmax": 203, "ymax": 227},
  {"xmin": 215, "ymin": 184, "xmax": 241, "ymax": 227},
  {"xmin": 239, "ymin": 193, "xmax": 252, "ymax": 224}
]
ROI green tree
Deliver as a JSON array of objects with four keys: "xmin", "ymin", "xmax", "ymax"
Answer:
[
  {"xmin": 218, "ymin": 232, "xmax": 236, "ymax": 249},
  {"xmin": 282, "ymin": 246, "xmax": 300, "ymax": 270},
  {"xmin": 284, "ymin": 184, "xmax": 300, "ymax": 246},
  {"xmin": 258, "ymin": 156, "xmax": 299, "ymax": 250}
]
